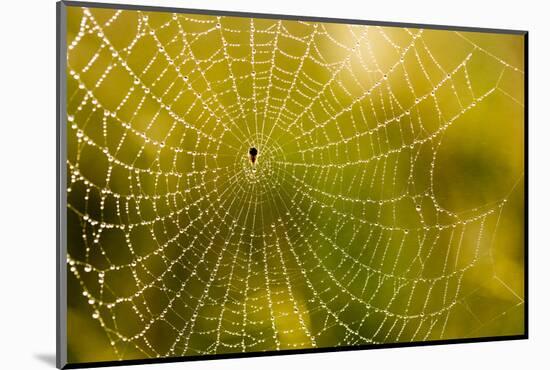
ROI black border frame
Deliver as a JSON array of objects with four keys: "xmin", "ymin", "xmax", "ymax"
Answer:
[{"xmin": 56, "ymin": 1, "xmax": 529, "ymax": 368}]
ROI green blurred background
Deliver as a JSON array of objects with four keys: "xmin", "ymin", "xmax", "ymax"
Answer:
[{"xmin": 65, "ymin": 4, "xmax": 525, "ymax": 364}]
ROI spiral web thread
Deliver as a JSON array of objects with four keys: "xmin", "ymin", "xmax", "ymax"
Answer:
[{"xmin": 65, "ymin": 6, "xmax": 525, "ymax": 361}]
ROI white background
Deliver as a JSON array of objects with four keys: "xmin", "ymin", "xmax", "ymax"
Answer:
[{"xmin": 0, "ymin": 0, "xmax": 545, "ymax": 368}]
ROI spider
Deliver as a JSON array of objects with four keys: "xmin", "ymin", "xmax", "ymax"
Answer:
[{"xmin": 249, "ymin": 147, "xmax": 258, "ymax": 164}]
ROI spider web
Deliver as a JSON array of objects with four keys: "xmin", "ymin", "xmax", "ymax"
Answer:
[{"xmin": 65, "ymin": 6, "xmax": 525, "ymax": 361}]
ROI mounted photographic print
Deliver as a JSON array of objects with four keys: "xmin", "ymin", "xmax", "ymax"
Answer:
[{"xmin": 56, "ymin": 1, "xmax": 527, "ymax": 368}]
